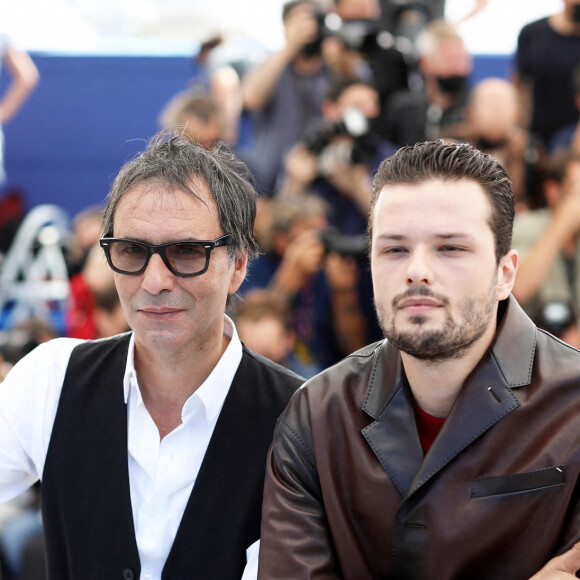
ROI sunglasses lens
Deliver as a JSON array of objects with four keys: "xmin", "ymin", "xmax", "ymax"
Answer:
[
  {"xmin": 166, "ymin": 243, "xmax": 207, "ymax": 275},
  {"xmin": 109, "ymin": 241, "xmax": 148, "ymax": 273}
]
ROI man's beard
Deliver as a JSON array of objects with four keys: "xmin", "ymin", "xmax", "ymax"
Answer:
[{"xmin": 376, "ymin": 283, "xmax": 496, "ymax": 363}]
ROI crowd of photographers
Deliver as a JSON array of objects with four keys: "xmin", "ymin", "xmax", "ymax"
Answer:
[
  {"xmin": 160, "ymin": 0, "xmax": 580, "ymax": 372},
  {"xmin": 229, "ymin": 0, "xmax": 580, "ymax": 369},
  {"xmin": 233, "ymin": 0, "xmax": 450, "ymax": 372}
]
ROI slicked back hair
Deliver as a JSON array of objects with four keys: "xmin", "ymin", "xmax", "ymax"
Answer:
[{"xmin": 370, "ymin": 140, "xmax": 514, "ymax": 263}]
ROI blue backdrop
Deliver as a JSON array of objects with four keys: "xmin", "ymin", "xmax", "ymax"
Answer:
[{"xmin": 2, "ymin": 52, "xmax": 514, "ymax": 221}]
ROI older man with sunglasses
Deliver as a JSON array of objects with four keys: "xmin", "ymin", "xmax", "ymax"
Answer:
[{"xmin": 0, "ymin": 132, "xmax": 303, "ymax": 580}]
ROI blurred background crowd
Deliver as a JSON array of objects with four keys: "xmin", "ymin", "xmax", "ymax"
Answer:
[{"xmin": 1, "ymin": 0, "xmax": 580, "ymax": 577}]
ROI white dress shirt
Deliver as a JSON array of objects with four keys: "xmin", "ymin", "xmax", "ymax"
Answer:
[{"xmin": 0, "ymin": 316, "xmax": 258, "ymax": 580}]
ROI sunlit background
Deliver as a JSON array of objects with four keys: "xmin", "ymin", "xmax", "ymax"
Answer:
[
  {"xmin": 0, "ymin": 0, "xmax": 568, "ymax": 222},
  {"xmin": 1, "ymin": 0, "xmax": 564, "ymax": 56}
]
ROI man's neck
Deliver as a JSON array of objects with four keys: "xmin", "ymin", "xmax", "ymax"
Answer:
[{"xmin": 134, "ymin": 329, "xmax": 230, "ymax": 438}]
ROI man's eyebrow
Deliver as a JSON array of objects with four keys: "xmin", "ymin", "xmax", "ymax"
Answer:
[
  {"xmin": 375, "ymin": 232, "xmax": 475, "ymax": 242},
  {"xmin": 434, "ymin": 233, "xmax": 474, "ymax": 240},
  {"xmin": 375, "ymin": 233, "xmax": 406, "ymax": 241}
]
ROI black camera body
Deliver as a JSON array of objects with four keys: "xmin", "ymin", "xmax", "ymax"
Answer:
[
  {"xmin": 533, "ymin": 301, "xmax": 576, "ymax": 338},
  {"xmin": 319, "ymin": 228, "xmax": 368, "ymax": 261},
  {"xmin": 304, "ymin": 11, "xmax": 381, "ymax": 57},
  {"xmin": 303, "ymin": 119, "xmax": 349, "ymax": 155},
  {"xmin": 303, "ymin": 108, "xmax": 368, "ymax": 155},
  {"xmin": 302, "ymin": 107, "xmax": 380, "ymax": 167}
]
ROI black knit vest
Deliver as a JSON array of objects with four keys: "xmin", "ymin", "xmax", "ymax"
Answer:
[{"xmin": 41, "ymin": 333, "xmax": 302, "ymax": 579}]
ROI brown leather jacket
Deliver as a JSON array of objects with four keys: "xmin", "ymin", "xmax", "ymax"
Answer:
[{"xmin": 259, "ymin": 297, "xmax": 580, "ymax": 579}]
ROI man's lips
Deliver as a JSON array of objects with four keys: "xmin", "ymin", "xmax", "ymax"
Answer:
[
  {"xmin": 397, "ymin": 297, "xmax": 442, "ymax": 311},
  {"xmin": 138, "ymin": 307, "xmax": 184, "ymax": 318}
]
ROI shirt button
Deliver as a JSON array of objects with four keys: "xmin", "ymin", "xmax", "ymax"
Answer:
[{"xmin": 122, "ymin": 568, "xmax": 135, "ymax": 580}]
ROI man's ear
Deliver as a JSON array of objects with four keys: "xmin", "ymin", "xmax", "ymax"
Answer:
[
  {"xmin": 228, "ymin": 252, "xmax": 248, "ymax": 295},
  {"xmin": 497, "ymin": 249, "xmax": 518, "ymax": 301}
]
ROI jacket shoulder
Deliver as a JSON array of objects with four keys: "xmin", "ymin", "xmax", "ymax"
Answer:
[
  {"xmin": 347, "ymin": 340, "xmax": 384, "ymax": 359},
  {"xmin": 285, "ymin": 340, "xmax": 385, "ymax": 415},
  {"xmin": 310, "ymin": 339, "xmax": 384, "ymax": 382}
]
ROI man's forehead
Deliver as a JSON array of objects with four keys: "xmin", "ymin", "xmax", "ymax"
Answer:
[
  {"xmin": 119, "ymin": 178, "xmax": 213, "ymax": 209},
  {"xmin": 373, "ymin": 178, "xmax": 493, "ymax": 225},
  {"xmin": 378, "ymin": 177, "xmax": 486, "ymax": 198}
]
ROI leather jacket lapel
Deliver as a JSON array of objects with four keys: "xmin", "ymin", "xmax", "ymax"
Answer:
[
  {"xmin": 362, "ymin": 383, "xmax": 424, "ymax": 496},
  {"xmin": 362, "ymin": 342, "xmax": 424, "ymax": 496},
  {"xmin": 408, "ymin": 352, "xmax": 520, "ymax": 497}
]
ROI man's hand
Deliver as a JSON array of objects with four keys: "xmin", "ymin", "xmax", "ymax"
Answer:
[
  {"xmin": 324, "ymin": 253, "xmax": 359, "ymax": 294},
  {"xmin": 284, "ymin": 3, "xmax": 319, "ymax": 56},
  {"xmin": 284, "ymin": 143, "xmax": 319, "ymax": 191},
  {"xmin": 529, "ymin": 542, "xmax": 580, "ymax": 579},
  {"xmin": 270, "ymin": 230, "xmax": 326, "ymax": 299}
]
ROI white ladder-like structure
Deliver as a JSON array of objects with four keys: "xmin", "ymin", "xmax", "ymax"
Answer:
[{"xmin": 0, "ymin": 204, "xmax": 70, "ymax": 330}]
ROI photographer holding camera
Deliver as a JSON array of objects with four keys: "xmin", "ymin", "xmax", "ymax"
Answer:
[
  {"xmin": 512, "ymin": 149, "xmax": 580, "ymax": 344},
  {"xmin": 241, "ymin": 194, "xmax": 368, "ymax": 371},
  {"xmin": 242, "ymin": 0, "xmax": 332, "ymax": 195},
  {"xmin": 313, "ymin": 0, "xmax": 419, "ymax": 143},
  {"xmin": 281, "ymin": 78, "xmax": 395, "ymax": 237}
]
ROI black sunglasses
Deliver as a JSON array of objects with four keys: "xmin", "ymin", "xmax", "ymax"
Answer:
[{"xmin": 99, "ymin": 235, "xmax": 233, "ymax": 277}]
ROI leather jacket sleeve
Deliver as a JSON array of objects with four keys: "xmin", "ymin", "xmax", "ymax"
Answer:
[{"xmin": 258, "ymin": 389, "xmax": 342, "ymax": 579}]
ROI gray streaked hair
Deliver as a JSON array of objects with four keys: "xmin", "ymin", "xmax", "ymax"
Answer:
[
  {"xmin": 102, "ymin": 131, "xmax": 260, "ymax": 308},
  {"xmin": 103, "ymin": 131, "xmax": 259, "ymax": 263}
]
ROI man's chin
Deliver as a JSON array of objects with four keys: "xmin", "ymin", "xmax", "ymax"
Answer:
[
  {"xmin": 385, "ymin": 325, "xmax": 456, "ymax": 359},
  {"xmin": 134, "ymin": 329, "xmax": 187, "ymax": 354}
]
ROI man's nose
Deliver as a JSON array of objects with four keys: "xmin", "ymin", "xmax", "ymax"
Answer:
[
  {"xmin": 140, "ymin": 253, "xmax": 176, "ymax": 294},
  {"xmin": 405, "ymin": 247, "xmax": 434, "ymax": 286}
]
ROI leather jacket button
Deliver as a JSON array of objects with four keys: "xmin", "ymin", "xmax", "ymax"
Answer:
[{"xmin": 122, "ymin": 569, "xmax": 135, "ymax": 580}]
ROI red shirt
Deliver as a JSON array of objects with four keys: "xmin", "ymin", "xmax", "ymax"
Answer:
[{"xmin": 413, "ymin": 401, "xmax": 446, "ymax": 453}]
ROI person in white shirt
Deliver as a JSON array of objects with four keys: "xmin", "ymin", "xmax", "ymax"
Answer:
[
  {"xmin": 0, "ymin": 131, "xmax": 303, "ymax": 580},
  {"xmin": 0, "ymin": 32, "xmax": 39, "ymax": 185}
]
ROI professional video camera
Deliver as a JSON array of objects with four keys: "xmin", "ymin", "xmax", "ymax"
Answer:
[
  {"xmin": 319, "ymin": 227, "xmax": 368, "ymax": 261},
  {"xmin": 302, "ymin": 106, "xmax": 380, "ymax": 167}
]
